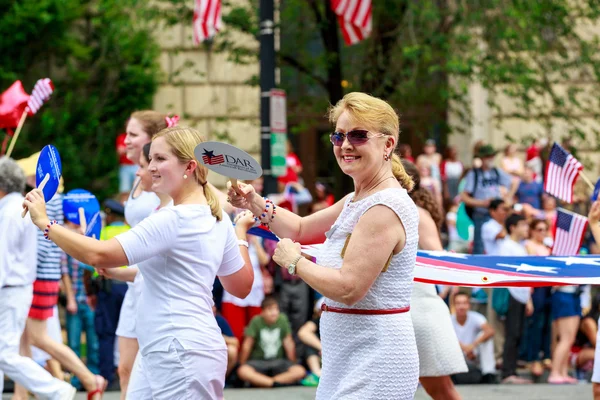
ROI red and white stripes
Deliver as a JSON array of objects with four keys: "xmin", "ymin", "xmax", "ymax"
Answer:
[
  {"xmin": 331, "ymin": 0, "xmax": 372, "ymax": 46},
  {"xmin": 193, "ymin": 0, "xmax": 222, "ymax": 44},
  {"xmin": 27, "ymin": 78, "xmax": 54, "ymax": 114}
]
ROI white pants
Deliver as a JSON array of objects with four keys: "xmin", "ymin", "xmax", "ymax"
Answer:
[
  {"xmin": 127, "ymin": 339, "xmax": 227, "ymax": 400},
  {"xmin": 473, "ymin": 335, "xmax": 496, "ymax": 375},
  {"xmin": 0, "ymin": 286, "xmax": 66, "ymax": 400}
]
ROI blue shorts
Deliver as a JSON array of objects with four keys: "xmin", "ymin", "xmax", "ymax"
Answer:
[{"xmin": 551, "ymin": 291, "xmax": 581, "ymax": 321}]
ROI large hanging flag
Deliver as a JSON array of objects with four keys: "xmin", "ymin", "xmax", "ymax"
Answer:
[
  {"xmin": 331, "ymin": 0, "xmax": 372, "ymax": 46},
  {"xmin": 551, "ymin": 208, "xmax": 588, "ymax": 256},
  {"xmin": 193, "ymin": 0, "xmax": 222, "ymax": 44},
  {"xmin": 544, "ymin": 142, "xmax": 583, "ymax": 203},
  {"xmin": 0, "ymin": 81, "xmax": 30, "ymax": 134},
  {"xmin": 27, "ymin": 78, "xmax": 54, "ymax": 115}
]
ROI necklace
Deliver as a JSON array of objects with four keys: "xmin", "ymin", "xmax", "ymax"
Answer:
[{"xmin": 350, "ymin": 176, "xmax": 396, "ymax": 203}]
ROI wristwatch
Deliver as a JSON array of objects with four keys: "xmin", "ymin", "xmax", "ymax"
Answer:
[{"xmin": 288, "ymin": 255, "xmax": 303, "ymax": 276}]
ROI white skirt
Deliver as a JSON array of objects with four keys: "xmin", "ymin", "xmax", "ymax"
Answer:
[
  {"xmin": 411, "ymin": 282, "xmax": 468, "ymax": 377},
  {"xmin": 592, "ymin": 317, "xmax": 600, "ymax": 383},
  {"xmin": 116, "ymin": 270, "xmax": 143, "ymax": 339}
]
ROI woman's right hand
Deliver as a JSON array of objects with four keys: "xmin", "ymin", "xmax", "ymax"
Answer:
[{"xmin": 227, "ymin": 181, "xmax": 259, "ymax": 211}]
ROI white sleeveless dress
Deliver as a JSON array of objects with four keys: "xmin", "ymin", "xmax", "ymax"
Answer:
[
  {"xmin": 116, "ymin": 184, "xmax": 160, "ymax": 339},
  {"xmin": 316, "ymin": 188, "xmax": 420, "ymax": 400},
  {"xmin": 411, "ymin": 282, "xmax": 468, "ymax": 376}
]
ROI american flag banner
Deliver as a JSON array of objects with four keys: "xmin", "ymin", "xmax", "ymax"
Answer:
[
  {"xmin": 193, "ymin": 0, "xmax": 222, "ymax": 44},
  {"xmin": 246, "ymin": 227, "xmax": 600, "ymax": 287},
  {"xmin": 331, "ymin": 0, "xmax": 372, "ymax": 46},
  {"xmin": 201, "ymin": 149, "xmax": 224, "ymax": 165},
  {"xmin": 544, "ymin": 142, "xmax": 583, "ymax": 203},
  {"xmin": 551, "ymin": 208, "xmax": 588, "ymax": 256},
  {"xmin": 27, "ymin": 78, "xmax": 54, "ymax": 115}
]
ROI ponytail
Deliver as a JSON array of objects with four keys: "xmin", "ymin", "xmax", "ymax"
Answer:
[
  {"xmin": 391, "ymin": 153, "xmax": 414, "ymax": 192},
  {"xmin": 203, "ymin": 184, "xmax": 222, "ymax": 221}
]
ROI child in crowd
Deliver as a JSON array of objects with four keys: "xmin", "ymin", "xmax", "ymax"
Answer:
[{"xmin": 237, "ymin": 296, "xmax": 306, "ymax": 387}]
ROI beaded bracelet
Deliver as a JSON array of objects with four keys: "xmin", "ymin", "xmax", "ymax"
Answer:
[
  {"xmin": 254, "ymin": 197, "xmax": 277, "ymax": 227},
  {"xmin": 43, "ymin": 220, "xmax": 58, "ymax": 240}
]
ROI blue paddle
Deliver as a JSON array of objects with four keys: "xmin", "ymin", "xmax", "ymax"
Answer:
[
  {"xmin": 63, "ymin": 189, "xmax": 101, "ymax": 238},
  {"xmin": 22, "ymin": 144, "xmax": 62, "ymax": 218}
]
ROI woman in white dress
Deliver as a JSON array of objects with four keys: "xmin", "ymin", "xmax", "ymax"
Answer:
[
  {"xmin": 24, "ymin": 126, "xmax": 255, "ymax": 399},
  {"xmin": 402, "ymin": 159, "xmax": 467, "ymax": 399},
  {"xmin": 228, "ymin": 92, "xmax": 420, "ymax": 399}
]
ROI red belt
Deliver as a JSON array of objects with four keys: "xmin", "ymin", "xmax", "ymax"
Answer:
[{"xmin": 321, "ymin": 303, "xmax": 410, "ymax": 315}]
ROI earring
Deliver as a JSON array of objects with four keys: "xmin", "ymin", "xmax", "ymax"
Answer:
[
  {"xmin": 183, "ymin": 174, "xmax": 188, "ymax": 179},
  {"xmin": 384, "ymin": 154, "xmax": 390, "ymax": 161}
]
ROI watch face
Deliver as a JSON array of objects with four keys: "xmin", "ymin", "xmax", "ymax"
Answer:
[{"xmin": 288, "ymin": 264, "xmax": 295, "ymax": 275}]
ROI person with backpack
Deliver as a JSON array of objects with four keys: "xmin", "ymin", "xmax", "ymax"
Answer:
[{"xmin": 460, "ymin": 144, "xmax": 519, "ymax": 255}]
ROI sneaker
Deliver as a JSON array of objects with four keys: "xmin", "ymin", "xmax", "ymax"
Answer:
[
  {"xmin": 55, "ymin": 382, "xmax": 77, "ymax": 400},
  {"xmin": 301, "ymin": 373, "xmax": 320, "ymax": 387}
]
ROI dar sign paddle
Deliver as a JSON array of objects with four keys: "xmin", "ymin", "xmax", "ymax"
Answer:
[
  {"xmin": 63, "ymin": 189, "xmax": 101, "ymax": 239},
  {"xmin": 22, "ymin": 144, "xmax": 62, "ymax": 218},
  {"xmin": 194, "ymin": 141, "xmax": 263, "ymax": 191}
]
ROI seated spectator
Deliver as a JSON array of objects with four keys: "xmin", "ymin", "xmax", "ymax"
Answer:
[
  {"xmin": 213, "ymin": 304, "xmax": 239, "ymax": 379},
  {"xmin": 298, "ymin": 298, "xmax": 324, "ymax": 386},
  {"xmin": 451, "ymin": 292, "xmax": 496, "ymax": 384},
  {"xmin": 571, "ymin": 294, "xmax": 599, "ymax": 380},
  {"xmin": 237, "ymin": 296, "xmax": 306, "ymax": 387}
]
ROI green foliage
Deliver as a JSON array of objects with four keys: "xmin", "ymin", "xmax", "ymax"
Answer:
[
  {"xmin": 214, "ymin": 0, "xmax": 600, "ymax": 149},
  {"xmin": 0, "ymin": 0, "xmax": 162, "ymax": 201}
]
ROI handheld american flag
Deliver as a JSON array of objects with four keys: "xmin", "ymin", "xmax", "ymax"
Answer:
[
  {"xmin": 544, "ymin": 142, "xmax": 583, "ymax": 203},
  {"xmin": 27, "ymin": 78, "xmax": 54, "ymax": 115},
  {"xmin": 331, "ymin": 0, "xmax": 372, "ymax": 46},
  {"xmin": 193, "ymin": 0, "xmax": 222, "ymax": 44},
  {"xmin": 551, "ymin": 208, "xmax": 588, "ymax": 256}
]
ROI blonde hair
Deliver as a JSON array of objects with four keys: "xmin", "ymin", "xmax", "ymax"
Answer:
[
  {"xmin": 130, "ymin": 110, "xmax": 168, "ymax": 138},
  {"xmin": 154, "ymin": 126, "xmax": 222, "ymax": 221},
  {"xmin": 327, "ymin": 92, "xmax": 414, "ymax": 191}
]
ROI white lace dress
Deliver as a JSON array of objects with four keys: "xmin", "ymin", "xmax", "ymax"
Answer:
[
  {"xmin": 411, "ymin": 282, "xmax": 468, "ymax": 376},
  {"xmin": 316, "ymin": 188, "xmax": 420, "ymax": 400}
]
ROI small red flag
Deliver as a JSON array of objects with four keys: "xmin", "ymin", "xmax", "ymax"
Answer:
[{"xmin": 0, "ymin": 81, "xmax": 30, "ymax": 135}]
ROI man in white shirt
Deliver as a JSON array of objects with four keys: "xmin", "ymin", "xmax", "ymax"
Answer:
[
  {"xmin": 451, "ymin": 292, "xmax": 496, "ymax": 383},
  {"xmin": 497, "ymin": 214, "xmax": 534, "ymax": 384},
  {"xmin": 0, "ymin": 157, "xmax": 76, "ymax": 400},
  {"xmin": 481, "ymin": 198, "xmax": 509, "ymax": 360},
  {"xmin": 481, "ymin": 199, "xmax": 509, "ymax": 255}
]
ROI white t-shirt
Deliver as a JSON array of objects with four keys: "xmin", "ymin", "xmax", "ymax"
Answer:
[
  {"xmin": 222, "ymin": 240, "xmax": 264, "ymax": 307},
  {"xmin": 452, "ymin": 311, "xmax": 487, "ymax": 345},
  {"xmin": 116, "ymin": 205, "xmax": 245, "ymax": 355},
  {"xmin": 497, "ymin": 238, "xmax": 531, "ymax": 304},
  {"xmin": 482, "ymin": 219, "xmax": 504, "ymax": 255}
]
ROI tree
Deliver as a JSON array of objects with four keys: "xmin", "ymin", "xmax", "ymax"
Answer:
[
  {"xmin": 214, "ymin": 0, "xmax": 600, "ymax": 192},
  {"xmin": 0, "ymin": 0, "xmax": 162, "ymax": 200}
]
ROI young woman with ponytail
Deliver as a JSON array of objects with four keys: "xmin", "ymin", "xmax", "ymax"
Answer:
[
  {"xmin": 402, "ymin": 159, "xmax": 467, "ymax": 400},
  {"xmin": 24, "ymin": 126, "xmax": 255, "ymax": 399},
  {"xmin": 228, "ymin": 92, "xmax": 420, "ymax": 399}
]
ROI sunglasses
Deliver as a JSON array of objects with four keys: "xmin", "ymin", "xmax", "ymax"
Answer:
[{"xmin": 330, "ymin": 130, "xmax": 384, "ymax": 146}]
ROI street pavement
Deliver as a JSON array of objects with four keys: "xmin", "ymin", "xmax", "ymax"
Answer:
[{"xmin": 2, "ymin": 383, "xmax": 593, "ymax": 399}]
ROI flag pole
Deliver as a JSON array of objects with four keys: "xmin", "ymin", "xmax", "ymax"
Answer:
[
  {"xmin": 578, "ymin": 170, "xmax": 595, "ymax": 191},
  {"xmin": 6, "ymin": 108, "xmax": 29, "ymax": 158}
]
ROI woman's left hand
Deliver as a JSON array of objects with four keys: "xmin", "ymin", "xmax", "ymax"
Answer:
[
  {"xmin": 273, "ymin": 238, "xmax": 302, "ymax": 269},
  {"xmin": 23, "ymin": 189, "xmax": 49, "ymax": 229}
]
